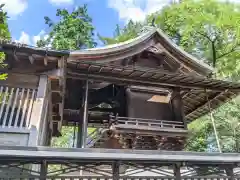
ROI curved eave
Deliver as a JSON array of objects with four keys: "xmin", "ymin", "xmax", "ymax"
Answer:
[
  {"xmin": 0, "ymin": 28, "xmax": 213, "ymax": 76},
  {"xmin": 155, "ymin": 29, "xmax": 214, "ymax": 76},
  {"xmin": 69, "ymin": 28, "xmax": 213, "ymax": 76},
  {"xmin": 71, "ymin": 29, "xmax": 156, "ymax": 56},
  {"xmin": 69, "ymin": 29, "xmax": 156, "ymax": 63}
]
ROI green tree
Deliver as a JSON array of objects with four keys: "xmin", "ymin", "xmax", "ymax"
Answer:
[
  {"xmin": 51, "ymin": 126, "xmax": 75, "ymax": 148},
  {"xmin": 98, "ymin": 20, "xmax": 144, "ymax": 45},
  {"xmin": 37, "ymin": 5, "xmax": 96, "ymax": 50},
  {"xmin": 151, "ymin": 0, "xmax": 240, "ymax": 152},
  {"xmin": 102, "ymin": 0, "xmax": 240, "ymax": 78},
  {"xmin": 186, "ymin": 100, "xmax": 240, "ymax": 153},
  {"xmin": 0, "ymin": 4, "xmax": 10, "ymax": 80},
  {"xmin": 150, "ymin": 0, "xmax": 240, "ymax": 78}
]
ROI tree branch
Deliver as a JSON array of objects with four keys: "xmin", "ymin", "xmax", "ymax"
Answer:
[
  {"xmin": 196, "ymin": 31, "xmax": 213, "ymax": 42},
  {"xmin": 216, "ymin": 42, "xmax": 240, "ymax": 60},
  {"xmin": 212, "ymin": 41, "xmax": 217, "ymax": 68}
]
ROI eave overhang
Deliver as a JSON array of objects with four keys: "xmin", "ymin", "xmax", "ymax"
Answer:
[
  {"xmin": 69, "ymin": 28, "xmax": 213, "ymax": 76},
  {"xmin": 67, "ymin": 61, "xmax": 240, "ymax": 122},
  {"xmin": 68, "ymin": 62, "xmax": 240, "ymax": 92}
]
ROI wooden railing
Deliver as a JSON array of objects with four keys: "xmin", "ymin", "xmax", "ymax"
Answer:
[
  {"xmin": 0, "ymin": 175, "xmax": 233, "ymax": 180},
  {"xmin": 0, "ymin": 86, "xmax": 37, "ymax": 128},
  {"xmin": 110, "ymin": 115, "xmax": 185, "ymax": 129}
]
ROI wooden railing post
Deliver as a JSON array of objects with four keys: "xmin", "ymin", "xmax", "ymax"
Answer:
[
  {"xmin": 173, "ymin": 164, "xmax": 181, "ymax": 180},
  {"xmin": 40, "ymin": 160, "xmax": 47, "ymax": 180},
  {"xmin": 112, "ymin": 161, "xmax": 120, "ymax": 180},
  {"xmin": 28, "ymin": 75, "xmax": 48, "ymax": 146},
  {"xmin": 225, "ymin": 165, "xmax": 235, "ymax": 180}
]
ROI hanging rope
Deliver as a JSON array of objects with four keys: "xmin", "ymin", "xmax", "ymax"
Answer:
[{"xmin": 206, "ymin": 89, "xmax": 222, "ymax": 153}]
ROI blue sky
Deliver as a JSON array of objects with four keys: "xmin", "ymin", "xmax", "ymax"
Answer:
[
  {"xmin": 1, "ymin": 0, "xmax": 239, "ymax": 47},
  {"xmin": 0, "ymin": 0, "xmax": 175, "ymax": 46}
]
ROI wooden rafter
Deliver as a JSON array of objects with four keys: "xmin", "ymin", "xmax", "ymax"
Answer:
[{"xmin": 185, "ymin": 90, "xmax": 235, "ymax": 119}]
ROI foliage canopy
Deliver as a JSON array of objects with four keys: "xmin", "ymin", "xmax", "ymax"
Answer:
[
  {"xmin": 0, "ymin": 4, "xmax": 10, "ymax": 80},
  {"xmin": 37, "ymin": 5, "xmax": 96, "ymax": 50}
]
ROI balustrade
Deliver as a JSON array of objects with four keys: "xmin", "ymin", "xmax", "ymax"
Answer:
[
  {"xmin": 0, "ymin": 75, "xmax": 50, "ymax": 147},
  {"xmin": 110, "ymin": 115, "xmax": 185, "ymax": 129},
  {"xmin": 0, "ymin": 85, "xmax": 37, "ymax": 129}
]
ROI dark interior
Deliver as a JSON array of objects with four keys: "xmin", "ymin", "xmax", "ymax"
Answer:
[{"xmin": 64, "ymin": 79, "xmax": 185, "ymax": 124}]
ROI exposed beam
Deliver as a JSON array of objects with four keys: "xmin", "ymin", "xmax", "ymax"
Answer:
[
  {"xmin": 29, "ymin": 56, "xmax": 35, "ymax": 64},
  {"xmin": 155, "ymin": 43, "xmax": 201, "ymax": 76},
  {"xmin": 67, "ymin": 70, "xmax": 240, "ymax": 92},
  {"xmin": 44, "ymin": 56, "xmax": 48, "ymax": 66},
  {"xmin": 89, "ymin": 107, "xmax": 116, "ymax": 112}
]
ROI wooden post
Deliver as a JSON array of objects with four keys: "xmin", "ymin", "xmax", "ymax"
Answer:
[
  {"xmin": 40, "ymin": 160, "xmax": 47, "ymax": 180},
  {"xmin": 28, "ymin": 75, "xmax": 48, "ymax": 146},
  {"xmin": 173, "ymin": 164, "xmax": 181, "ymax": 180},
  {"xmin": 225, "ymin": 165, "xmax": 234, "ymax": 180},
  {"xmin": 77, "ymin": 86, "xmax": 84, "ymax": 148},
  {"xmin": 81, "ymin": 80, "xmax": 89, "ymax": 148},
  {"xmin": 27, "ymin": 75, "xmax": 48, "ymax": 175},
  {"xmin": 171, "ymin": 88, "xmax": 186, "ymax": 128},
  {"xmin": 76, "ymin": 121, "xmax": 83, "ymax": 148},
  {"xmin": 112, "ymin": 161, "xmax": 120, "ymax": 180}
]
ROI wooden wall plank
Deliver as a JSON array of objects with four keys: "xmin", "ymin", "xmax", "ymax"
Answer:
[{"xmin": 0, "ymin": 73, "xmax": 39, "ymax": 89}]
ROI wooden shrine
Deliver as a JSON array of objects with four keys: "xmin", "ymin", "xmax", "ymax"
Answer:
[{"xmin": 0, "ymin": 27, "xmax": 239, "ymax": 179}]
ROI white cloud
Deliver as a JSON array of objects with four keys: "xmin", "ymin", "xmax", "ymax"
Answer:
[
  {"xmin": 0, "ymin": 0, "xmax": 28, "ymax": 18},
  {"xmin": 33, "ymin": 30, "xmax": 49, "ymax": 45},
  {"xmin": 49, "ymin": 0, "xmax": 74, "ymax": 6},
  {"xmin": 108, "ymin": 0, "xmax": 173, "ymax": 22},
  {"xmin": 109, "ymin": 0, "xmax": 240, "ymax": 22},
  {"xmin": 16, "ymin": 30, "xmax": 49, "ymax": 46},
  {"xmin": 18, "ymin": 31, "xmax": 31, "ymax": 45}
]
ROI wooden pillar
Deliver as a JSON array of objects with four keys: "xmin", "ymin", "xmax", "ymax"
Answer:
[
  {"xmin": 173, "ymin": 164, "xmax": 181, "ymax": 180},
  {"xmin": 112, "ymin": 161, "xmax": 120, "ymax": 180},
  {"xmin": 171, "ymin": 88, "xmax": 186, "ymax": 128},
  {"xmin": 76, "ymin": 120, "xmax": 83, "ymax": 148},
  {"xmin": 81, "ymin": 80, "xmax": 89, "ymax": 148},
  {"xmin": 28, "ymin": 75, "xmax": 48, "ymax": 146}
]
